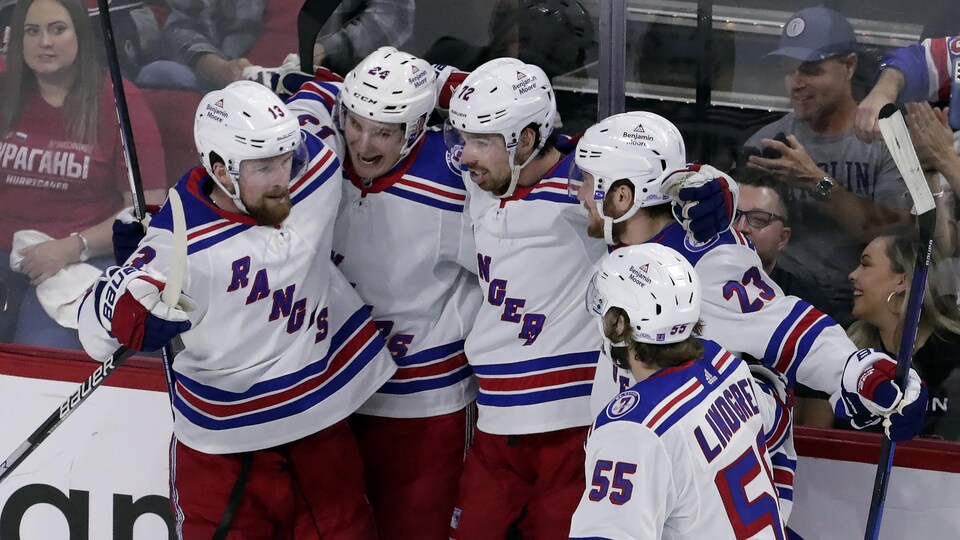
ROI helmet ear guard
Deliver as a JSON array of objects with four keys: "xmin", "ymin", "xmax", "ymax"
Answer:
[
  {"xmin": 575, "ymin": 112, "xmax": 688, "ymax": 244},
  {"xmin": 446, "ymin": 57, "xmax": 557, "ymax": 198},
  {"xmin": 194, "ymin": 81, "xmax": 304, "ymax": 213}
]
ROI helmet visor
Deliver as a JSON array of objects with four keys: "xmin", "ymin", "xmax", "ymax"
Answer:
[
  {"xmin": 238, "ymin": 132, "xmax": 310, "ymax": 186},
  {"xmin": 584, "ymin": 271, "xmax": 606, "ymax": 317},
  {"xmin": 566, "ymin": 159, "xmax": 584, "ymax": 199},
  {"xmin": 443, "ymin": 119, "xmax": 508, "ymax": 161}
]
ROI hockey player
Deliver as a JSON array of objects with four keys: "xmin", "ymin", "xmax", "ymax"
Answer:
[
  {"xmin": 439, "ymin": 56, "xmax": 606, "ymax": 539},
  {"xmin": 574, "ymin": 112, "xmax": 928, "ymax": 460},
  {"xmin": 77, "ymin": 81, "xmax": 397, "ymax": 539},
  {"xmin": 281, "ymin": 47, "xmax": 481, "ymax": 539},
  {"xmin": 569, "ymin": 243, "xmax": 790, "ymax": 539},
  {"xmin": 441, "ymin": 57, "xmax": 737, "ymax": 538}
]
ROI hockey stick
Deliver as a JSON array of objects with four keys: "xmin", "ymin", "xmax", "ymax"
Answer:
[
  {"xmin": 863, "ymin": 104, "xmax": 937, "ymax": 540},
  {"xmin": 0, "ymin": 1, "xmax": 188, "ymax": 483},
  {"xmin": 298, "ymin": 0, "xmax": 344, "ymax": 73},
  {"xmin": 95, "ymin": 0, "xmax": 146, "ymax": 219},
  {"xmin": 0, "ymin": 188, "xmax": 187, "ymax": 484}
]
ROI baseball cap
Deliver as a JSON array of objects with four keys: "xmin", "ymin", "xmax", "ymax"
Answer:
[{"xmin": 767, "ymin": 6, "xmax": 858, "ymax": 62}]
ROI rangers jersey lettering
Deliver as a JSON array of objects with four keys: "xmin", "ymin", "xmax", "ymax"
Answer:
[
  {"xmin": 77, "ymin": 133, "xmax": 397, "ymax": 454},
  {"xmin": 465, "ymin": 151, "xmax": 607, "ymax": 435},
  {"xmin": 570, "ymin": 340, "xmax": 787, "ymax": 539}
]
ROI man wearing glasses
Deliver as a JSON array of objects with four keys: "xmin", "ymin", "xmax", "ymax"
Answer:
[{"xmin": 734, "ymin": 173, "xmax": 830, "ymax": 315}]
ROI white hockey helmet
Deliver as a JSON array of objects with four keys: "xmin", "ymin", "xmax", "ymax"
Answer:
[
  {"xmin": 445, "ymin": 57, "xmax": 556, "ymax": 198},
  {"xmin": 338, "ymin": 46, "xmax": 437, "ymax": 163},
  {"xmin": 586, "ymin": 244, "xmax": 701, "ymax": 346},
  {"xmin": 194, "ymin": 80, "xmax": 306, "ymax": 213},
  {"xmin": 574, "ymin": 112, "xmax": 687, "ymax": 244}
]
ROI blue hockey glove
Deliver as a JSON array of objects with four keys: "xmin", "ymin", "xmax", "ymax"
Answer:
[
  {"xmin": 93, "ymin": 266, "xmax": 195, "ymax": 352},
  {"xmin": 837, "ymin": 348, "xmax": 927, "ymax": 441},
  {"xmin": 662, "ymin": 164, "xmax": 739, "ymax": 243},
  {"xmin": 112, "ymin": 205, "xmax": 159, "ymax": 265}
]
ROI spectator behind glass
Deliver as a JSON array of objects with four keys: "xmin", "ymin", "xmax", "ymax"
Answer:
[
  {"xmin": 424, "ymin": 0, "xmax": 595, "ymax": 79},
  {"xmin": 743, "ymin": 6, "xmax": 910, "ymax": 327},
  {"xmin": 0, "ymin": 0, "xmax": 167, "ymax": 349},
  {"xmin": 735, "ymin": 171, "xmax": 831, "ymax": 314},
  {"xmin": 845, "ymin": 225, "xmax": 960, "ymax": 440},
  {"xmin": 734, "ymin": 171, "xmax": 834, "ymax": 427},
  {"xmin": 138, "ymin": 0, "xmax": 414, "ymax": 91}
]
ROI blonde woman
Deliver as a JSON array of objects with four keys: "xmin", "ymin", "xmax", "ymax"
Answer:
[{"xmin": 846, "ymin": 225, "xmax": 960, "ymax": 438}]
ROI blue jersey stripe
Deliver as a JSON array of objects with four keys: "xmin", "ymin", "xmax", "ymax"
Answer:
[
  {"xmin": 173, "ymin": 334, "xmax": 383, "ymax": 430},
  {"xmin": 477, "ymin": 382, "xmax": 592, "ymax": 407},
  {"xmin": 787, "ymin": 315, "xmax": 834, "ymax": 381},
  {"xmin": 383, "ymin": 185, "xmax": 465, "ymax": 212},
  {"xmin": 472, "ymin": 350, "xmax": 599, "ymax": 376},
  {"xmin": 186, "ymin": 225, "xmax": 250, "ymax": 255},
  {"xmin": 764, "ymin": 302, "xmax": 810, "ymax": 366},
  {"xmin": 396, "ymin": 340, "xmax": 466, "ymax": 367},
  {"xmin": 652, "ymin": 357, "xmax": 743, "ymax": 436},
  {"xmin": 378, "ymin": 366, "xmax": 473, "ymax": 395},
  {"xmin": 177, "ymin": 306, "xmax": 372, "ymax": 401},
  {"xmin": 291, "ymin": 145, "xmax": 340, "ymax": 205},
  {"xmin": 524, "ymin": 191, "xmax": 580, "ymax": 204}
]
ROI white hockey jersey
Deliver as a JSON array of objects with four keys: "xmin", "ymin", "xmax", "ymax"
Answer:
[
  {"xmin": 286, "ymin": 80, "xmax": 481, "ymax": 418},
  {"xmin": 570, "ymin": 339, "xmax": 787, "ymax": 540},
  {"xmin": 465, "ymin": 151, "xmax": 608, "ymax": 435},
  {"xmin": 334, "ymin": 130, "xmax": 481, "ymax": 418},
  {"xmin": 591, "ymin": 223, "xmax": 855, "ymax": 405},
  {"xmin": 77, "ymin": 133, "xmax": 397, "ymax": 454}
]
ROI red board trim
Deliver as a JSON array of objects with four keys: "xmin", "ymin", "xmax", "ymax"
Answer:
[{"xmin": 3, "ymin": 344, "xmax": 960, "ymax": 473}]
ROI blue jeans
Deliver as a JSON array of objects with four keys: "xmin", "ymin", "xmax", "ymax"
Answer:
[
  {"xmin": 136, "ymin": 60, "xmax": 208, "ymax": 91},
  {"xmin": 0, "ymin": 250, "xmax": 109, "ymax": 350}
]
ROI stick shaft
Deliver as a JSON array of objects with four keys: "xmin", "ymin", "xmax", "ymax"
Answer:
[{"xmin": 95, "ymin": 0, "xmax": 146, "ymax": 219}]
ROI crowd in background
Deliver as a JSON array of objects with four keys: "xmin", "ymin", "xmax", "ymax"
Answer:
[{"xmin": 0, "ymin": 0, "xmax": 958, "ymax": 443}]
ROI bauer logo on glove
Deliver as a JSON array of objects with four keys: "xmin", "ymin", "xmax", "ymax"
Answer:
[{"xmin": 94, "ymin": 265, "xmax": 195, "ymax": 351}]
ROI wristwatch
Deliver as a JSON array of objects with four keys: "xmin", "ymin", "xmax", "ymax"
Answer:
[
  {"xmin": 814, "ymin": 175, "xmax": 835, "ymax": 200},
  {"xmin": 71, "ymin": 232, "xmax": 91, "ymax": 263}
]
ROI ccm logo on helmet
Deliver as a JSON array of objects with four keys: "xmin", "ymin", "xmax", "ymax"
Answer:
[{"xmin": 353, "ymin": 92, "xmax": 378, "ymax": 104}]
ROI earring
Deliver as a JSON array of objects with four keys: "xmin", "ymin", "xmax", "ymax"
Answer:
[{"xmin": 886, "ymin": 290, "xmax": 904, "ymax": 315}]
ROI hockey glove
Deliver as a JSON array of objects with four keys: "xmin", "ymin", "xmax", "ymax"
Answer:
[
  {"xmin": 94, "ymin": 266, "xmax": 195, "ymax": 352},
  {"xmin": 662, "ymin": 164, "xmax": 739, "ymax": 243},
  {"xmin": 112, "ymin": 205, "xmax": 159, "ymax": 265},
  {"xmin": 837, "ymin": 348, "xmax": 927, "ymax": 441}
]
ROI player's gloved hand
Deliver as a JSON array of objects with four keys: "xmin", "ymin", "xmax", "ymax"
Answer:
[
  {"xmin": 112, "ymin": 205, "xmax": 159, "ymax": 265},
  {"xmin": 837, "ymin": 348, "xmax": 928, "ymax": 441},
  {"xmin": 661, "ymin": 164, "xmax": 739, "ymax": 244},
  {"xmin": 93, "ymin": 266, "xmax": 195, "ymax": 352},
  {"xmin": 749, "ymin": 362, "xmax": 789, "ymax": 405}
]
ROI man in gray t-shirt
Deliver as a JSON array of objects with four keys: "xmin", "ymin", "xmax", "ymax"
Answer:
[{"xmin": 743, "ymin": 6, "xmax": 910, "ymax": 325}]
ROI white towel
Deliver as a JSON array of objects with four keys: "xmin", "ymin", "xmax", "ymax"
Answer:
[{"xmin": 10, "ymin": 230, "xmax": 103, "ymax": 329}]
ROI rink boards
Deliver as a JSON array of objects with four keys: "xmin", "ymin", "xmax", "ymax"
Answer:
[{"xmin": 0, "ymin": 344, "xmax": 958, "ymax": 539}]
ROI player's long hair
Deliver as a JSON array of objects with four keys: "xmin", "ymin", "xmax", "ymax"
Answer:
[
  {"xmin": 1, "ymin": 0, "xmax": 102, "ymax": 145},
  {"xmin": 608, "ymin": 307, "xmax": 706, "ymax": 369},
  {"xmin": 848, "ymin": 224, "xmax": 960, "ymax": 352}
]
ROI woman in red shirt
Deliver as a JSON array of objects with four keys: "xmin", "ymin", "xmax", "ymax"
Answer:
[{"xmin": 0, "ymin": 0, "xmax": 168, "ymax": 348}]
